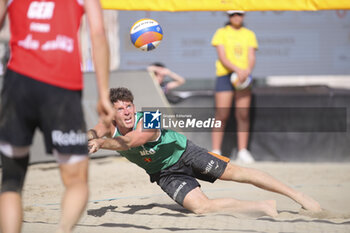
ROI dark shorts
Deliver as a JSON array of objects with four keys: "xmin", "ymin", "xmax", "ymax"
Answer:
[
  {"xmin": 215, "ymin": 74, "xmax": 234, "ymax": 92},
  {"xmin": 149, "ymin": 140, "xmax": 229, "ymax": 206},
  {"xmin": 0, "ymin": 69, "xmax": 88, "ymax": 155},
  {"xmin": 215, "ymin": 73, "xmax": 253, "ymax": 92}
]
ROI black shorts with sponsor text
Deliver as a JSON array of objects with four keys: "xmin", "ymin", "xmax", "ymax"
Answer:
[
  {"xmin": 149, "ymin": 140, "xmax": 229, "ymax": 206},
  {"xmin": 0, "ymin": 69, "xmax": 88, "ymax": 155}
]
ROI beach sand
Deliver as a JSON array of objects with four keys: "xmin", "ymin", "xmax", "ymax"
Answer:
[{"xmin": 12, "ymin": 156, "xmax": 350, "ymax": 232}]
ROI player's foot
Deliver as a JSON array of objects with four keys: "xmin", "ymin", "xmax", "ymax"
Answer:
[
  {"xmin": 236, "ymin": 149, "xmax": 255, "ymax": 164},
  {"xmin": 295, "ymin": 192, "xmax": 322, "ymax": 212},
  {"xmin": 259, "ymin": 200, "xmax": 278, "ymax": 217}
]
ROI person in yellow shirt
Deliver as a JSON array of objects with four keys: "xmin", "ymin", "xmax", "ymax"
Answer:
[{"xmin": 211, "ymin": 10, "xmax": 258, "ymax": 163}]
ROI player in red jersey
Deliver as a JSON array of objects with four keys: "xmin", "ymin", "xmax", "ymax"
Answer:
[{"xmin": 0, "ymin": 0, "xmax": 114, "ymax": 232}]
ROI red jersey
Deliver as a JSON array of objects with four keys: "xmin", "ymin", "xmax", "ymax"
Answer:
[{"xmin": 7, "ymin": 0, "xmax": 85, "ymax": 90}]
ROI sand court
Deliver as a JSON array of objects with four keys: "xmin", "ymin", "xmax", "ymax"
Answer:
[{"xmin": 8, "ymin": 156, "xmax": 349, "ymax": 233}]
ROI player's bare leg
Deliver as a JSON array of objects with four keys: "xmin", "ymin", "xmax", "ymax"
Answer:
[
  {"xmin": 220, "ymin": 163, "xmax": 321, "ymax": 212},
  {"xmin": 212, "ymin": 91, "xmax": 234, "ymax": 153},
  {"xmin": 183, "ymin": 187, "xmax": 278, "ymax": 217},
  {"xmin": 234, "ymin": 89, "xmax": 251, "ymax": 151},
  {"xmin": 55, "ymin": 157, "xmax": 89, "ymax": 233},
  {"xmin": 0, "ymin": 192, "xmax": 22, "ymax": 233},
  {"xmin": 0, "ymin": 150, "xmax": 29, "ymax": 233}
]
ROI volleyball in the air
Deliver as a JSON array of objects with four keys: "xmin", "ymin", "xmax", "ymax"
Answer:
[
  {"xmin": 230, "ymin": 73, "xmax": 253, "ymax": 90},
  {"xmin": 130, "ymin": 18, "xmax": 163, "ymax": 51}
]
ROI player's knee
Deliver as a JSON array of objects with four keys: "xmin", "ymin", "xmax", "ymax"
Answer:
[
  {"xmin": 190, "ymin": 205, "xmax": 206, "ymax": 215},
  {"xmin": 59, "ymin": 158, "xmax": 88, "ymax": 187},
  {"xmin": 196, "ymin": 199, "xmax": 216, "ymax": 214},
  {"xmin": 187, "ymin": 199, "xmax": 211, "ymax": 215},
  {"xmin": 215, "ymin": 109, "xmax": 230, "ymax": 122},
  {"xmin": 235, "ymin": 109, "xmax": 249, "ymax": 121},
  {"xmin": 1, "ymin": 153, "xmax": 29, "ymax": 193},
  {"xmin": 215, "ymin": 113, "xmax": 227, "ymax": 122}
]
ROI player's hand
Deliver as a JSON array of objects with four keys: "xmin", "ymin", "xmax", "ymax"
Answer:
[
  {"xmin": 88, "ymin": 139, "xmax": 102, "ymax": 154},
  {"xmin": 97, "ymin": 97, "xmax": 115, "ymax": 127},
  {"xmin": 236, "ymin": 69, "xmax": 250, "ymax": 84}
]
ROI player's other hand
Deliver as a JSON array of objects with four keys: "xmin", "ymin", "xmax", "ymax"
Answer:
[
  {"xmin": 88, "ymin": 139, "xmax": 102, "ymax": 154},
  {"xmin": 97, "ymin": 97, "xmax": 115, "ymax": 127}
]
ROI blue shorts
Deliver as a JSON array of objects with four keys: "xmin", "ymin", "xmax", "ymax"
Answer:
[
  {"xmin": 215, "ymin": 73, "xmax": 253, "ymax": 92},
  {"xmin": 215, "ymin": 74, "xmax": 234, "ymax": 92}
]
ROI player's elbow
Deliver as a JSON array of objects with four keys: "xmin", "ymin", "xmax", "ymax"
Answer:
[
  {"xmin": 177, "ymin": 77, "xmax": 186, "ymax": 85},
  {"xmin": 120, "ymin": 141, "xmax": 132, "ymax": 151},
  {"xmin": 90, "ymin": 27, "xmax": 108, "ymax": 44}
]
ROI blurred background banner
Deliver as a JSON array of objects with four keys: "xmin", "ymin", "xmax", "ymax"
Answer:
[
  {"xmin": 118, "ymin": 10, "xmax": 350, "ymax": 79},
  {"xmin": 101, "ymin": 0, "xmax": 350, "ymax": 11}
]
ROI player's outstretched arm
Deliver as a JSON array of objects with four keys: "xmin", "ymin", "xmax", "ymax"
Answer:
[
  {"xmin": 84, "ymin": 0, "xmax": 114, "ymax": 126},
  {"xmin": 88, "ymin": 120, "xmax": 159, "ymax": 153},
  {"xmin": 87, "ymin": 120, "xmax": 114, "ymax": 141},
  {"xmin": 88, "ymin": 137, "xmax": 128, "ymax": 153}
]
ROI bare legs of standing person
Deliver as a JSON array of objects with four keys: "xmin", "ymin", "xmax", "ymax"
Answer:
[{"xmin": 212, "ymin": 89, "xmax": 255, "ymax": 163}]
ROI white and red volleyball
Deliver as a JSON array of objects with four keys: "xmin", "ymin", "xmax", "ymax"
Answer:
[
  {"xmin": 130, "ymin": 18, "xmax": 163, "ymax": 51},
  {"xmin": 230, "ymin": 73, "xmax": 253, "ymax": 90}
]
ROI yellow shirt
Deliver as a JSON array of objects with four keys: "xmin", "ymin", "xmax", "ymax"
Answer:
[{"xmin": 211, "ymin": 25, "xmax": 258, "ymax": 76}]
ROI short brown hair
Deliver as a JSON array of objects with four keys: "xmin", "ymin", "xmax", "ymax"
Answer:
[{"xmin": 109, "ymin": 87, "xmax": 134, "ymax": 104}]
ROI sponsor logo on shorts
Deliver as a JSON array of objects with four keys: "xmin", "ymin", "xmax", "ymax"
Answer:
[
  {"xmin": 52, "ymin": 130, "xmax": 87, "ymax": 146},
  {"xmin": 173, "ymin": 181, "xmax": 187, "ymax": 201},
  {"xmin": 202, "ymin": 160, "xmax": 215, "ymax": 174}
]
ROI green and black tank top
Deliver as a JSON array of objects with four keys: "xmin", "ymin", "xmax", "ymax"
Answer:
[{"xmin": 112, "ymin": 112, "xmax": 187, "ymax": 174}]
